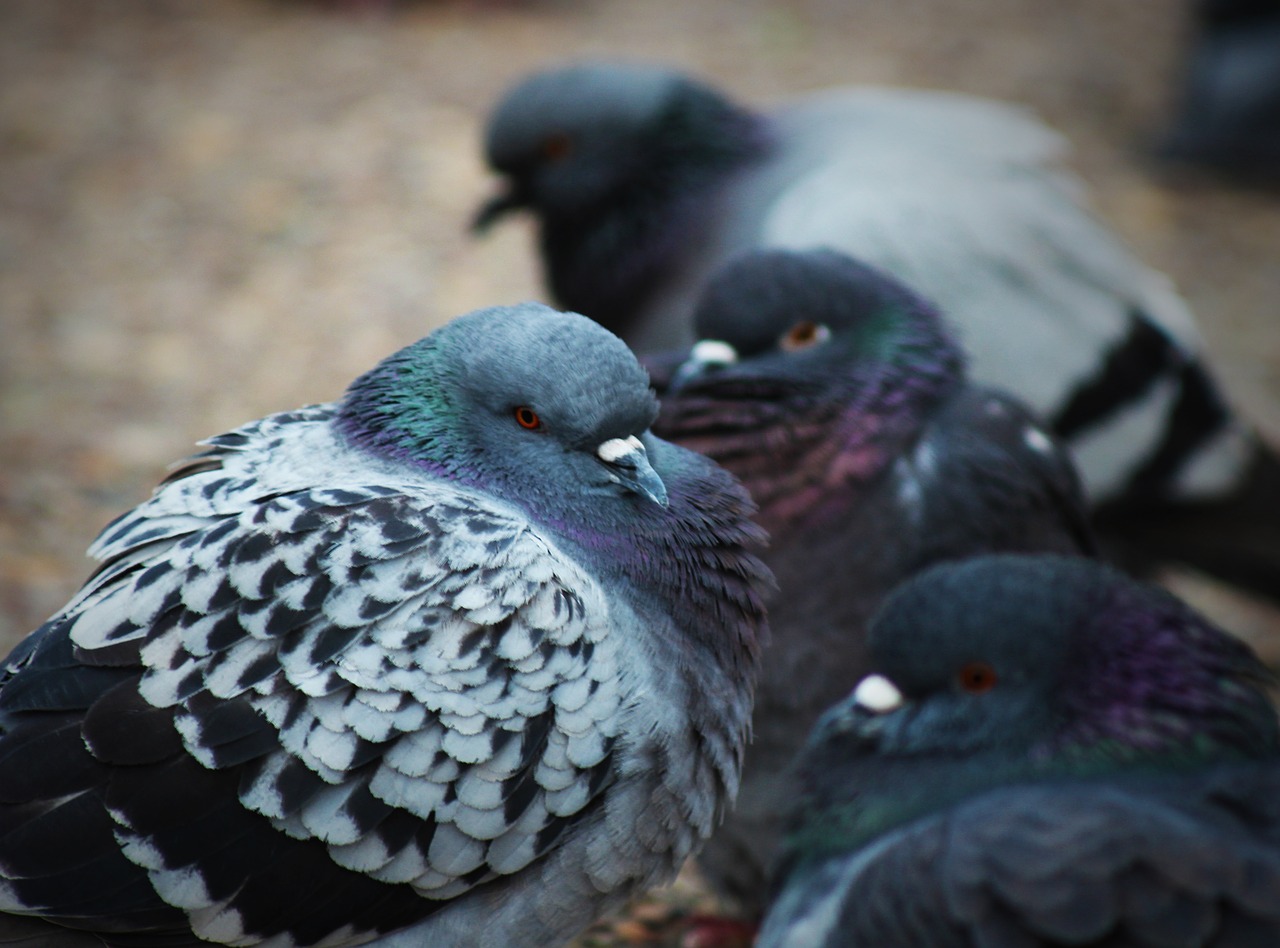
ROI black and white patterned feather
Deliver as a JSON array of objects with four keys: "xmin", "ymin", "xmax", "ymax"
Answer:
[{"xmin": 0, "ymin": 304, "xmax": 771, "ymax": 947}]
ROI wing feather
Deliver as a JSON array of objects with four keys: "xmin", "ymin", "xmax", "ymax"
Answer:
[
  {"xmin": 0, "ymin": 407, "xmax": 631, "ymax": 943},
  {"xmin": 762, "ymin": 770, "xmax": 1280, "ymax": 947}
]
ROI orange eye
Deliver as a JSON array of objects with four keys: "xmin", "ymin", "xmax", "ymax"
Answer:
[
  {"xmin": 541, "ymin": 132, "xmax": 573, "ymax": 162},
  {"xmin": 957, "ymin": 661, "xmax": 998, "ymax": 695},
  {"xmin": 780, "ymin": 321, "xmax": 830, "ymax": 352},
  {"xmin": 514, "ymin": 406, "xmax": 542, "ymax": 430}
]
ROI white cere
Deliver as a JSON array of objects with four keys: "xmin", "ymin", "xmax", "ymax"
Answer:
[
  {"xmin": 689, "ymin": 339, "xmax": 739, "ymax": 367},
  {"xmin": 851, "ymin": 674, "xmax": 904, "ymax": 714},
  {"xmin": 596, "ymin": 435, "xmax": 644, "ymax": 464},
  {"xmin": 1023, "ymin": 427, "xmax": 1055, "ymax": 456}
]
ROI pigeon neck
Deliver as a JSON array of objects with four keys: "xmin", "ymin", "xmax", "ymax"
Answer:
[
  {"xmin": 546, "ymin": 471, "xmax": 769, "ymax": 667},
  {"xmin": 786, "ymin": 751, "xmax": 1026, "ymax": 858},
  {"xmin": 657, "ymin": 352, "xmax": 961, "ymax": 539},
  {"xmin": 1048, "ymin": 584, "xmax": 1280, "ymax": 765},
  {"xmin": 784, "ymin": 746, "xmax": 1276, "ymax": 879},
  {"xmin": 335, "ymin": 345, "xmax": 459, "ymax": 478}
]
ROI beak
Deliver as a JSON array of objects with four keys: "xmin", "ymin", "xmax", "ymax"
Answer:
[
  {"xmin": 597, "ymin": 435, "xmax": 669, "ymax": 508},
  {"xmin": 471, "ymin": 185, "xmax": 527, "ymax": 234},
  {"xmin": 668, "ymin": 339, "xmax": 739, "ymax": 392},
  {"xmin": 807, "ymin": 673, "xmax": 904, "ymax": 747}
]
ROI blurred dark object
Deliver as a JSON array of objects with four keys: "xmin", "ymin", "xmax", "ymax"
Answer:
[
  {"xmin": 283, "ymin": 0, "xmax": 397, "ymax": 11},
  {"xmin": 1158, "ymin": 0, "xmax": 1280, "ymax": 185},
  {"xmin": 269, "ymin": 0, "xmax": 531, "ymax": 11}
]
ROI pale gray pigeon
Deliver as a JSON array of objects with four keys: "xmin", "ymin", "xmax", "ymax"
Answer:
[
  {"xmin": 0, "ymin": 303, "xmax": 771, "ymax": 947},
  {"xmin": 474, "ymin": 63, "xmax": 1280, "ymax": 603}
]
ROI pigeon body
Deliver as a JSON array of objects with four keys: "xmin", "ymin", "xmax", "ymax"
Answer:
[
  {"xmin": 476, "ymin": 63, "xmax": 1280, "ymax": 599},
  {"xmin": 760, "ymin": 553, "xmax": 1280, "ymax": 947},
  {"xmin": 0, "ymin": 304, "xmax": 771, "ymax": 947},
  {"xmin": 648, "ymin": 250, "xmax": 1095, "ymax": 908}
]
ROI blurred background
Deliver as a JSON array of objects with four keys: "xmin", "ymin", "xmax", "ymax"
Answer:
[
  {"xmin": 1, "ymin": 1, "xmax": 1278, "ymax": 942},
  {"xmin": 0, "ymin": 3, "xmax": 1274, "ymax": 660},
  {"xmin": 2, "ymin": 0, "xmax": 1279, "ymax": 685}
]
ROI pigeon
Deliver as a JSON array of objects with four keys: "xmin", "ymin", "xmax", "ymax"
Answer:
[
  {"xmin": 1158, "ymin": 0, "xmax": 1280, "ymax": 185},
  {"xmin": 473, "ymin": 62, "xmax": 1280, "ymax": 601},
  {"xmin": 759, "ymin": 552, "xmax": 1280, "ymax": 948},
  {"xmin": 0, "ymin": 303, "xmax": 772, "ymax": 947},
  {"xmin": 647, "ymin": 249, "xmax": 1097, "ymax": 910}
]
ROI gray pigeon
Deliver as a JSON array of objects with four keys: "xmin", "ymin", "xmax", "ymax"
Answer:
[
  {"xmin": 760, "ymin": 553, "xmax": 1280, "ymax": 947},
  {"xmin": 0, "ymin": 303, "xmax": 771, "ymax": 947},
  {"xmin": 474, "ymin": 63, "xmax": 1280, "ymax": 602},
  {"xmin": 648, "ymin": 249, "xmax": 1096, "ymax": 910}
]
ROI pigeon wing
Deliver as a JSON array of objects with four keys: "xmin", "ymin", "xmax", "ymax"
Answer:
[
  {"xmin": 762, "ymin": 771, "xmax": 1280, "ymax": 947},
  {"xmin": 756, "ymin": 88, "xmax": 1235, "ymax": 502},
  {"xmin": 0, "ymin": 416, "xmax": 625, "ymax": 945}
]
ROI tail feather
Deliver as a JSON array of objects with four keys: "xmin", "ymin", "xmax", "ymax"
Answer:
[
  {"xmin": 0, "ymin": 914, "xmax": 107, "ymax": 946},
  {"xmin": 1095, "ymin": 437, "xmax": 1280, "ymax": 605},
  {"xmin": 0, "ymin": 912, "xmax": 198, "ymax": 947}
]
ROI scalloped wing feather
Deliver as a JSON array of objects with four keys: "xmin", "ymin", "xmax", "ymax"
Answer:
[{"xmin": 0, "ymin": 406, "xmax": 633, "ymax": 944}]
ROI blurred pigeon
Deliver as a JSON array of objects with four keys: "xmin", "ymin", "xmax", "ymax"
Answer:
[
  {"xmin": 1159, "ymin": 0, "xmax": 1280, "ymax": 185},
  {"xmin": 474, "ymin": 63, "xmax": 1280, "ymax": 601},
  {"xmin": 0, "ymin": 304, "xmax": 771, "ymax": 947},
  {"xmin": 649, "ymin": 249, "xmax": 1096, "ymax": 909},
  {"xmin": 760, "ymin": 553, "xmax": 1280, "ymax": 947}
]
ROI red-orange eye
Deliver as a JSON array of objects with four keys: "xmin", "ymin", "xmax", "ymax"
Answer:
[
  {"xmin": 541, "ymin": 132, "xmax": 573, "ymax": 162},
  {"xmin": 957, "ymin": 661, "xmax": 998, "ymax": 695},
  {"xmin": 780, "ymin": 321, "xmax": 830, "ymax": 352},
  {"xmin": 514, "ymin": 406, "xmax": 542, "ymax": 430}
]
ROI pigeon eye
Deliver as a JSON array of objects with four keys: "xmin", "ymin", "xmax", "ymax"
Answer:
[
  {"xmin": 513, "ymin": 406, "xmax": 542, "ymax": 430},
  {"xmin": 541, "ymin": 132, "xmax": 573, "ymax": 162},
  {"xmin": 957, "ymin": 661, "xmax": 998, "ymax": 695},
  {"xmin": 780, "ymin": 321, "xmax": 831, "ymax": 352}
]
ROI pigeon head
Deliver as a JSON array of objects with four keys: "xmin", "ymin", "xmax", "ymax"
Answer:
[
  {"xmin": 654, "ymin": 250, "xmax": 964, "ymax": 529},
  {"xmin": 675, "ymin": 249, "xmax": 964, "ymax": 390},
  {"xmin": 475, "ymin": 62, "xmax": 764, "ymax": 227},
  {"xmin": 474, "ymin": 64, "xmax": 770, "ymax": 331},
  {"xmin": 811, "ymin": 553, "xmax": 1279, "ymax": 775},
  {"xmin": 338, "ymin": 303, "xmax": 669, "ymax": 514},
  {"xmin": 475, "ymin": 63, "xmax": 683, "ymax": 228}
]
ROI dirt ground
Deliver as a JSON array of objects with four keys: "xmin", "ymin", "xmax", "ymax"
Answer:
[{"xmin": 1, "ymin": 0, "xmax": 1279, "ymax": 942}]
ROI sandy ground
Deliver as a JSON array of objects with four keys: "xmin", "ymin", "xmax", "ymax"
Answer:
[
  {"xmin": 1, "ymin": 0, "xmax": 1279, "ymax": 942},
  {"xmin": 4, "ymin": 0, "xmax": 1280, "ymax": 638}
]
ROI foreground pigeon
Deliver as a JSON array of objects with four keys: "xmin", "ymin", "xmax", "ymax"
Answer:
[
  {"xmin": 474, "ymin": 63, "xmax": 1280, "ymax": 600},
  {"xmin": 648, "ymin": 249, "xmax": 1096, "ymax": 909},
  {"xmin": 760, "ymin": 553, "xmax": 1280, "ymax": 948},
  {"xmin": 0, "ymin": 303, "xmax": 771, "ymax": 947}
]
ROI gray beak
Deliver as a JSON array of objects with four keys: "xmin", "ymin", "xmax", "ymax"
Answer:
[
  {"xmin": 807, "ymin": 674, "xmax": 905, "ymax": 747},
  {"xmin": 471, "ymin": 185, "xmax": 526, "ymax": 234},
  {"xmin": 669, "ymin": 339, "xmax": 739, "ymax": 392},
  {"xmin": 597, "ymin": 435, "xmax": 668, "ymax": 508}
]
